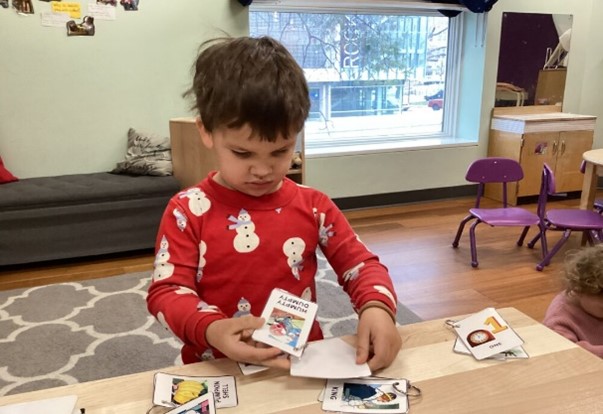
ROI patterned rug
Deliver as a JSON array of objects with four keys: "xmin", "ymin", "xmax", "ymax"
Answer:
[{"xmin": 0, "ymin": 255, "xmax": 420, "ymax": 396}]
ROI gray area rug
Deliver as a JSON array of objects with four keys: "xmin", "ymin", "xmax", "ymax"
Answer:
[{"xmin": 0, "ymin": 255, "xmax": 420, "ymax": 396}]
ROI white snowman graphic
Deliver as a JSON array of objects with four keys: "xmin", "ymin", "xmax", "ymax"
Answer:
[
  {"xmin": 196, "ymin": 241, "xmax": 207, "ymax": 283},
  {"xmin": 343, "ymin": 262, "xmax": 365, "ymax": 283},
  {"xmin": 282, "ymin": 237, "xmax": 305, "ymax": 280},
  {"xmin": 227, "ymin": 208, "xmax": 260, "ymax": 253},
  {"xmin": 300, "ymin": 286, "xmax": 312, "ymax": 301},
  {"xmin": 173, "ymin": 207, "xmax": 187, "ymax": 231},
  {"xmin": 374, "ymin": 285, "xmax": 397, "ymax": 309},
  {"xmin": 152, "ymin": 235, "xmax": 175, "ymax": 282},
  {"xmin": 178, "ymin": 188, "xmax": 211, "ymax": 217},
  {"xmin": 233, "ymin": 297, "xmax": 251, "ymax": 318},
  {"xmin": 317, "ymin": 211, "xmax": 335, "ymax": 246}
]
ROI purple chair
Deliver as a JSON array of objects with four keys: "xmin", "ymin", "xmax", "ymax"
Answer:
[
  {"xmin": 452, "ymin": 158, "xmax": 540, "ymax": 268},
  {"xmin": 527, "ymin": 163, "xmax": 603, "ymax": 271}
]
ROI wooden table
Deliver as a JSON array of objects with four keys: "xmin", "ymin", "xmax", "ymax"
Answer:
[
  {"xmin": 580, "ymin": 148, "xmax": 603, "ymax": 210},
  {"xmin": 1, "ymin": 308, "xmax": 602, "ymax": 413}
]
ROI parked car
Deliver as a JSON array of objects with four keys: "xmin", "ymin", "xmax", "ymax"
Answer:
[
  {"xmin": 427, "ymin": 98, "xmax": 443, "ymax": 111},
  {"xmin": 424, "ymin": 89, "xmax": 444, "ymax": 101}
]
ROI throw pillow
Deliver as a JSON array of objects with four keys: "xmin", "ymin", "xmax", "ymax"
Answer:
[
  {"xmin": 112, "ymin": 128, "xmax": 173, "ymax": 176},
  {"xmin": 0, "ymin": 155, "xmax": 18, "ymax": 184}
]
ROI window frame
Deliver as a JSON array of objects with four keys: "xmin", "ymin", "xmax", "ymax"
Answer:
[{"xmin": 249, "ymin": 0, "xmax": 466, "ymax": 157}]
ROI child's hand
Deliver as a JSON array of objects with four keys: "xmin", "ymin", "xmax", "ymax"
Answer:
[
  {"xmin": 205, "ymin": 315, "xmax": 290, "ymax": 369},
  {"xmin": 356, "ymin": 305, "xmax": 402, "ymax": 372}
]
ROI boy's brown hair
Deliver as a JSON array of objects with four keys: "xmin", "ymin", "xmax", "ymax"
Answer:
[
  {"xmin": 562, "ymin": 244, "xmax": 603, "ymax": 295},
  {"xmin": 184, "ymin": 36, "xmax": 310, "ymax": 142}
]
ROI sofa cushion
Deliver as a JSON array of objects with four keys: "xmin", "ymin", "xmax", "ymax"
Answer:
[{"xmin": 0, "ymin": 172, "xmax": 179, "ymax": 211}]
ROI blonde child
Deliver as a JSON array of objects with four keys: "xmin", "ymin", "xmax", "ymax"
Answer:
[
  {"xmin": 543, "ymin": 244, "xmax": 603, "ymax": 357},
  {"xmin": 147, "ymin": 36, "xmax": 401, "ymax": 371}
]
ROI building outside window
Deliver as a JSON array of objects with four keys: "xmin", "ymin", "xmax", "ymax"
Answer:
[{"xmin": 249, "ymin": 3, "xmax": 462, "ymax": 155}]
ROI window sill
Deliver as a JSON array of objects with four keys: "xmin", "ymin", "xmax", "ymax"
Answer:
[{"xmin": 305, "ymin": 136, "xmax": 478, "ymax": 158}]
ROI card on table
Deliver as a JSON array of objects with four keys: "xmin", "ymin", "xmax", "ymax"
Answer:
[
  {"xmin": 322, "ymin": 378, "xmax": 409, "ymax": 413},
  {"xmin": 153, "ymin": 372, "xmax": 237, "ymax": 409},
  {"xmin": 452, "ymin": 337, "xmax": 529, "ymax": 360},
  {"xmin": 451, "ymin": 307, "xmax": 524, "ymax": 360},
  {"xmin": 0, "ymin": 395, "xmax": 77, "ymax": 414},
  {"xmin": 237, "ymin": 361, "xmax": 269, "ymax": 375},
  {"xmin": 251, "ymin": 288, "xmax": 318, "ymax": 358},
  {"xmin": 165, "ymin": 392, "xmax": 215, "ymax": 414},
  {"xmin": 290, "ymin": 337, "xmax": 371, "ymax": 379}
]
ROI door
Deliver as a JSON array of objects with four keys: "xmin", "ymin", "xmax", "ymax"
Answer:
[
  {"xmin": 554, "ymin": 130, "xmax": 594, "ymax": 193},
  {"xmin": 518, "ymin": 132, "xmax": 558, "ymax": 197}
]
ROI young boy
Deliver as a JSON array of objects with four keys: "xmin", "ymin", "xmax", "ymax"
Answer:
[{"xmin": 147, "ymin": 36, "xmax": 401, "ymax": 371}]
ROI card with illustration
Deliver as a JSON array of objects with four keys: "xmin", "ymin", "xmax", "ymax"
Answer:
[
  {"xmin": 165, "ymin": 392, "xmax": 215, "ymax": 414},
  {"xmin": 153, "ymin": 372, "xmax": 238, "ymax": 409},
  {"xmin": 453, "ymin": 337, "xmax": 529, "ymax": 360},
  {"xmin": 451, "ymin": 307, "xmax": 524, "ymax": 360},
  {"xmin": 252, "ymin": 288, "xmax": 318, "ymax": 358},
  {"xmin": 322, "ymin": 378, "xmax": 409, "ymax": 413}
]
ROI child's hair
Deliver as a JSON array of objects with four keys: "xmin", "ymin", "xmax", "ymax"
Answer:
[
  {"xmin": 562, "ymin": 244, "xmax": 603, "ymax": 295},
  {"xmin": 184, "ymin": 36, "xmax": 310, "ymax": 142}
]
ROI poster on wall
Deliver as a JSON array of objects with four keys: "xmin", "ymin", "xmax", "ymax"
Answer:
[
  {"xmin": 120, "ymin": 0, "xmax": 138, "ymax": 11},
  {"xmin": 88, "ymin": 1, "xmax": 116, "ymax": 20},
  {"xmin": 12, "ymin": 0, "xmax": 34, "ymax": 14},
  {"xmin": 66, "ymin": 15, "xmax": 95, "ymax": 36}
]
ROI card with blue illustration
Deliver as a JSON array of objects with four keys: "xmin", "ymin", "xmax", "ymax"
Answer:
[
  {"xmin": 322, "ymin": 378, "xmax": 409, "ymax": 413},
  {"xmin": 252, "ymin": 288, "xmax": 318, "ymax": 358}
]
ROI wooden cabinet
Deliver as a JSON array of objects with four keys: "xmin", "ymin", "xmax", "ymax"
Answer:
[
  {"xmin": 169, "ymin": 117, "xmax": 305, "ymax": 188},
  {"xmin": 486, "ymin": 108, "xmax": 596, "ymax": 205}
]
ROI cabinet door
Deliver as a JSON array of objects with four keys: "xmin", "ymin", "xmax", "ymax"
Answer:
[
  {"xmin": 517, "ymin": 132, "xmax": 558, "ymax": 197},
  {"xmin": 554, "ymin": 130, "xmax": 593, "ymax": 193}
]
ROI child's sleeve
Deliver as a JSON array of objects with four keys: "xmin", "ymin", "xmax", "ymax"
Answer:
[
  {"xmin": 146, "ymin": 196, "xmax": 227, "ymax": 351},
  {"xmin": 315, "ymin": 195, "xmax": 398, "ymax": 319}
]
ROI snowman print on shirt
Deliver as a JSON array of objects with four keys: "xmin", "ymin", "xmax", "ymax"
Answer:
[
  {"xmin": 173, "ymin": 207, "xmax": 187, "ymax": 231},
  {"xmin": 227, "ymin": 208, "xmax": 260, "ymax": 253},
  {"xmin": 178, "ymin": 188, "xmax": 211, "ymax": 217},
  {"xmin": 283, "ymin": 237, "xmax": 305, "ymax": 280},
  {"xmin": 152, "ymin": 235, "xmax": 175, "ymax": 282},
  {"xmin": 232, "ymin": 297, "xmax": 252, "ymax": 318},
  {"xmin": 196, "ymin": 241, "xmax": 207, "ymax": 283}
]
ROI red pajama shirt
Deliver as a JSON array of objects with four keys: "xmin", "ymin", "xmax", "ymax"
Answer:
[{"xmin": 147, "ymin": 172, "xmax": 397, "ymax": 363}]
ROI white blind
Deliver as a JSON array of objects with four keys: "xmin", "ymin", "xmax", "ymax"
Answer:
[{"xmin": 249, "ymin": 0, "xmax": 467, "ymax": 13}]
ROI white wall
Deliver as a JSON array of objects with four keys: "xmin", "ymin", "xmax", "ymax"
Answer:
[
  {"xmin": 0, "ymin": 1, "xmax": 246, "ymax": 178},
  {"xmin": 1, "ymin": 1, "xmax": 601, "ymax": 200}
]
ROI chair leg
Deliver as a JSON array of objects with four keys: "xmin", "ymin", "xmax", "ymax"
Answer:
[
  {"xmin": 536, "ymin": 229, "xmax": 571, "ymax": 271},
  {"xmin": 527, "ymin": 231, "xmax": 541, "ymax": 249},
  {"xmin": 468, "ymin": 219, "xmax": 482, "ymax": 268},
  {"xmin": 516, "ymin": 226, "xmax": 530, "ymax": 246},
  {"xmin": 452, "ymin": 215, "xmax": 475, "ymax": 248}
]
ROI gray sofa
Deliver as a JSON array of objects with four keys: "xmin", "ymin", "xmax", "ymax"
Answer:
[{"xmin": 0, "ymin": 172, "xmax": 180, "ymax": 266}]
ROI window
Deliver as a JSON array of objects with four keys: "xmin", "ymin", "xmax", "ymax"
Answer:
[{"xmin": 249, "ymin": 1, "xmax": 463, "ymax": 156}]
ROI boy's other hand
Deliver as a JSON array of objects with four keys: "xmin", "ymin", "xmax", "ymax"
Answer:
[
  {"xmin": 356, "ymin": 306, "xmax": 402, "ymax": 372},
  {"xmin": 206, "ymin": 316, "xmax": 290, "ymax": 369}
]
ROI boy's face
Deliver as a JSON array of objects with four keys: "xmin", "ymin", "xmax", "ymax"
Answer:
[{"xmin": 197, "ymin": 121, "xmax": 297, "ymax": 197}]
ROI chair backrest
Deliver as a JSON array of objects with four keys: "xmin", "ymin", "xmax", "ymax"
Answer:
[
  {"xmin": 536, "ymin": 163, "xmax": 556, "ymax": 220},
  {"xmin": 465, "ymin": 157, "xmax": 524, "ymax": 208}
]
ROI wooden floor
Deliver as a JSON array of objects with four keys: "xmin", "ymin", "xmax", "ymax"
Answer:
[{"xmin": 1, "ymin": 193, "xmax": 598, "ymax": 323}]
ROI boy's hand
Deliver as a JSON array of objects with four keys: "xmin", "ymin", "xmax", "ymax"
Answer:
[
  {"xmin": 205, "ymin": 316, "xmax": 290, "ymax": 369},
  {"xmin": 356, "ymin": 306, "xmax": 402, "ymax": 372}
]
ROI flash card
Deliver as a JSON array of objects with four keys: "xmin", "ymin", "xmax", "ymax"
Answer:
[
  {"xmin": 153, "ymin": 372, "xmax": 238, "ymax": 409},
  {"xmin": 322, "ymin": 378, "xmax": 409, "ymax": 413},
  {"xmin": 453, "ymin": 337, "xmax": 529, "ymax": 360},
  {"xmin": 252, "ymin": 288, "xmax": 318, "ymax": 358},
  {"xmin": 451, "ymin": 308, "xmax": 524, "ymax": 360},
  {"xmin": 237, "ymin": 362, "xmax": 269, "ymax": 376},
  {"xmin": 291, "ymin": 337, "xmax": 371, "ymax": 379},
  {"xmin": 165, "ymin": 392, "xmax": 215, "ymax": 414}
]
